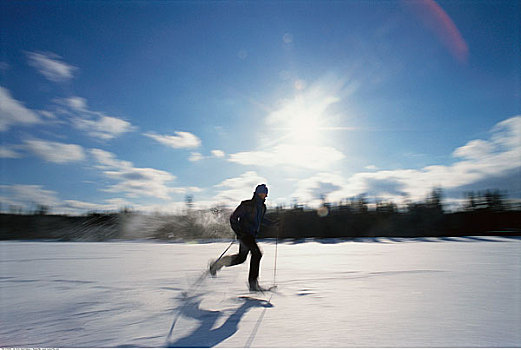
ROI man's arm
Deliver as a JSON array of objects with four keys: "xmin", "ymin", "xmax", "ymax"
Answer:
[{"xmin": 229, "ymin": 203, "xmax": 245, "ymax": 235}]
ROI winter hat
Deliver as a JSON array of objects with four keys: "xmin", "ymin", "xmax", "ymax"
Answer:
[{"xmin": 255, "ymin": 184, "xmax": 268, "ymax": 195}]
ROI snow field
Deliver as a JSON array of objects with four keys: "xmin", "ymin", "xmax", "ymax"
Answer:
[{"xmin": 1, "ymin": 237, "xmax": 520, "ymax": 347}]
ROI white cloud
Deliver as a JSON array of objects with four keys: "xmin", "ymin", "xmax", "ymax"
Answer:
[
  {"xmin": 90, "ymin": 148, "xmax": 132, "ymax": 169},
  {"xmin": 0, "ymin": 86, "xmax": 42, "ymax": 131},
  {"xmin": 145, "ymin": 131, "xmax": 201, "ymax": 149},
  {"xmin": 58, "ymin": 198, "xmax": 147, "ymax": 215},
  {"xmin": 38, "ymin": 110, "xmax": 58, "ymax": 120},
  {"xmin": 492, "ymin": 116, "xmax": 521, "ymax": 149},
  {"xmin": 0, "ymin": 146, "xmax": 23, "ymax": 159},
  {"xmin": 0, "ymin": 185, "xmax": 127, "ymax": 215},
  {"xmin": 170, "ymin": 186, "xmax": 203, "ymax": 194},
  {"xmin": 453, "ymin": 139, "xmax": 495, "ymax": 160},
  {"xmin": 24, "ymin": 139, "xmax": 85, "ymax": 163},
  {"xmin": 63, "ymin": 199, "xmax": 122, "ymax": 212},
  {"xmin": 62, "ymin": 96, "xmax": 88, "ymax": 111},
  {"xmin": 189, "ymin": 152, "xmax": 204, "ymax": 162},
  {"xmin": 187, "ymin": 150, "xmax": 226, "ymax": 162},
  {"xmin": 0, "ymin": 184, "xmax": 61, "ymax": 208},
  {"xmin": 291, "ymin": 172, "xmax": 347, "ymax": 206},
  {"xmin": 291, "ymin": 116, "xmax": 521, "ymax": 206},
  {"xmin": 90, "ymin": 148, "xmax": 187, "ymax": 200},
  {"xmin": 63, "ymin": 198, "xmax": 191, "ymax": 214},
  {"xmin": 211, "ymin": 149, "xmax": 225, "ymax": 158},
  {"xmin": 54, "ymin": 96, "xmax": 135, "ymax": 140},
  {"xmin": 214, "ymin": 171, "xmax": 268, "ymax": 202},
  {"xmin": 229, "ymin": 144, "xmax": 345, "ymax": 170},
  {"xmin": 26, "ymin": 51, "xmax": 77, "ymax": 82},
  {"xmin": 72, "ymin": 114, "xmax": 134, "ymax": 140}
]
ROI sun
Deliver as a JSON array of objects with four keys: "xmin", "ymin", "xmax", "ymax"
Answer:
[
  {"xmin": 285, "ymin": 106, "xmax": 323, "ymax": 145},
  {"xmin": 253, "ymin": 80, "xmax": 347, "ymax": 170},
  {"xmin": 266, "ymin": 94, "xmax": 336, "ymax": 147}
]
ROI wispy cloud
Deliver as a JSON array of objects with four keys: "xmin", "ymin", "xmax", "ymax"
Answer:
[
  {"xmin": 2, "ymin": 186, "xmax": 137, "ymax": 214},
  {"xmin": 90, "ymin": 148, "xmax": 200, "ymax": 200},
  {"xmin": 0, "ymin": 86, "xmax": 42, "ymax": 131},
  {"xmin": 229, "ymin": 144, "xmax": 345, "ymax": 170},
  {"xmin": 189, "ymin": 152, "xmax": 204, "ymax": 162},
  {"xmin": 452, "ymin": 139, "xmax": 495, "ymax": 160},
  {"xmin": 144, "ymin": 131, "xmax": 202, "ymax": 149},
  {"xmin": 90, "ymin": 148, "xmax": 132, "ymax": 169},
  {"xmin": 62, "ymin": 198, "xmax": 188, "ymax": 214},
  {"xmin": 170, "ymin": 186, "xmax": 203, "ymax": 195},
  {"xmin": 291, "ymin": 172, "xmax": 349, "ymax": 206},
  {"xmin": 73, "ymin": 115, "xmax": 135, "ymax": 140},
  {"xmin": 214, "ymin": 171, "xmax": 268, "ymax": 202},
  {"xmin": 26, "ymin": 51, "xmax": 77, "ymax": 82},
  {"xmin": 61, "ymin": 96, "xmax": 88, "ymax": 111},
  {"xmin": 211, "ymin": 150, "xmax": 226, "ymax": 158},
  {"xmin": 24, "ymin": 139, "xmax": 86, "ymax": 164},
  {"xmin": 291, "ymin": 116, "xmax": 521, "ymax": 206},
  {"xmin": 63, "ymin": 198, "xmax": 130, "ymax": 212},
  {"xmin": 188, "ymin": 149, "xmax": 226, "ymax": 162},
  {"xmin": 0, "ymin": 184, "xmax": 61, "ymax": 208},
  {"xmin": 0, "ymin": 145, "xmax": 23, "ymax": 159},
  {"xmin": 55, "ymin": 96, "xmax": 135, "ymax": 140}
]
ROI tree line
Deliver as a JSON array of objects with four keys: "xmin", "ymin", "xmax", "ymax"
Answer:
[
  {"xmin": 262, "ymin": 189, "xmax": 520, "ymax": 239},
  {"xmin": 0, "ymin": 188, "xmax": 519, "ymax": 241}
]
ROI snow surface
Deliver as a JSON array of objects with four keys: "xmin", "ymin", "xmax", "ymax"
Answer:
[{"xmin": 1, "ymin": 237, "xmax": 520, "ymax": 347}]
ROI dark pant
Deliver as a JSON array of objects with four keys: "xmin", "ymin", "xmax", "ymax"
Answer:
[{"xmin": 228, "ymin": 234, "xmax": 262, "ymax": 283}]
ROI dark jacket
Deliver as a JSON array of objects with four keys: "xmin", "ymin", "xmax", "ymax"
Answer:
[{"xmin": 230, "ymin": 195, "xmax": 267, "ymax": 237}]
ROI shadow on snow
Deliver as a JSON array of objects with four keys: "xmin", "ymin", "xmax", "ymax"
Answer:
[
  {"xmin": 268, "ymin": 236, "xmax": 520, "ymax": 244},
  {"xmin": 165, "ymin": 294, "xmax": 273, "ymax": 348}
]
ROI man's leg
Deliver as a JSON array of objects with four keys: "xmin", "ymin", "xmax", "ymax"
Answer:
[
  {"xmin": 209, "ymin": 235, "xmax": 261, "ymax": 281},
  {"xmin": 209, "ymin": 240, "xmax": 248, "ymax": 276},
  {"xmin": 237, "ymin": 234, "xmax": 262, "ymax": 284},
  {"xmin": 227, "ymin": 240, "xmax": 249, "ymax": 266}
]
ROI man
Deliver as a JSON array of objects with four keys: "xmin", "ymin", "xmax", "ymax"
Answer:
[{"xmin": 209, "ymin": 184, "xmax": 269, "ymax": 291}]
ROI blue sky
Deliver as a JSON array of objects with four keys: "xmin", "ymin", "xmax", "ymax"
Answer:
[{"xmin": 1, "ymin": 0, "xmax": 520, "ymax": 214}]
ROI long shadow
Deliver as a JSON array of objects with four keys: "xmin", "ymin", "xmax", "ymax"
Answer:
[
  {"xmin": 263, "ymin": 236, "xmax": 517, "ymax": 245},
  {"xmin": 385, "ymin": 237, "xmax": 404, "ymax": 243},
  {"xmin": 166, "ymin": 295, "xmax": 273, "ymax": 348},
  {"xmin": 315, "ymin": 238, "xmax": 344, "ymax": 244},
  {"xmin": 500, "ymin": 235, "xmax": 521, "ymax": 240},
  {"xmin": 437, "ymin": 237, "xmax": 462, "ymax": 242},
  {"xmin": 354, "ymin": 237, "xmax": 392, "ymax": 243},
  {"xmin": 461, "ymin": 236, "xmax": 503, "ymax": 242}
]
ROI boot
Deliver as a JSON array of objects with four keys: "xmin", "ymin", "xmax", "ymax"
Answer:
[
  {"xmin": 209, "ymin": 259, "xmax": 223, "ymax": 276},
  {"xmin": 249, "ymin": 280, "xmax": 266, "ymax": 292},
  {"xmin": 209, "ymin": 256, "xmax": 232, "ymax": 277}
]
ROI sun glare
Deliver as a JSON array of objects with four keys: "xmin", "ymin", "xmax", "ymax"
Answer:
[
  {"xmin": 254, "ymin": 79, "xmax": 351, "ymax": 170},
  {"xmin": 286, "ymin": 107, "xmax": 323, "ymax": 145},
  {"xmin": 267, "ymin": 93, "xmax": 339, "ymax": 148}
]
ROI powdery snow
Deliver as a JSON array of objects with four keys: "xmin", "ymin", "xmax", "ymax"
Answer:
[{"xmin": 1, "ymin": 237, "xmax": 520, "ymax": 347}]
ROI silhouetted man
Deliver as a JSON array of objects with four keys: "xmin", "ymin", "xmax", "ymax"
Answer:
[{"xmin": 209, "ymin": 184, "xmax": 269, "ymax": 291}]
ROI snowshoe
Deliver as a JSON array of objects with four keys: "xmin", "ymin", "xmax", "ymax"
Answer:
[
  {"xmin": 209, "ymin": 256, "xmax": 232, "ymax": 277},
  {"xmin": 208, "ymin": 259, "xmax": 223, "ymax": 277},
  {"xmin": 249, "ymin": 280, "xmax": 275, "ymax": 293}
]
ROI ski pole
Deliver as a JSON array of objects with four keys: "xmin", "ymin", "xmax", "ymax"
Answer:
[
  {"xmin": 273, "ymin": 231, "xmax": 278, "ymax": 286},
  {"xmin": 214, "ymin": 239, "xmax": 236, "ymax": 263}
]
